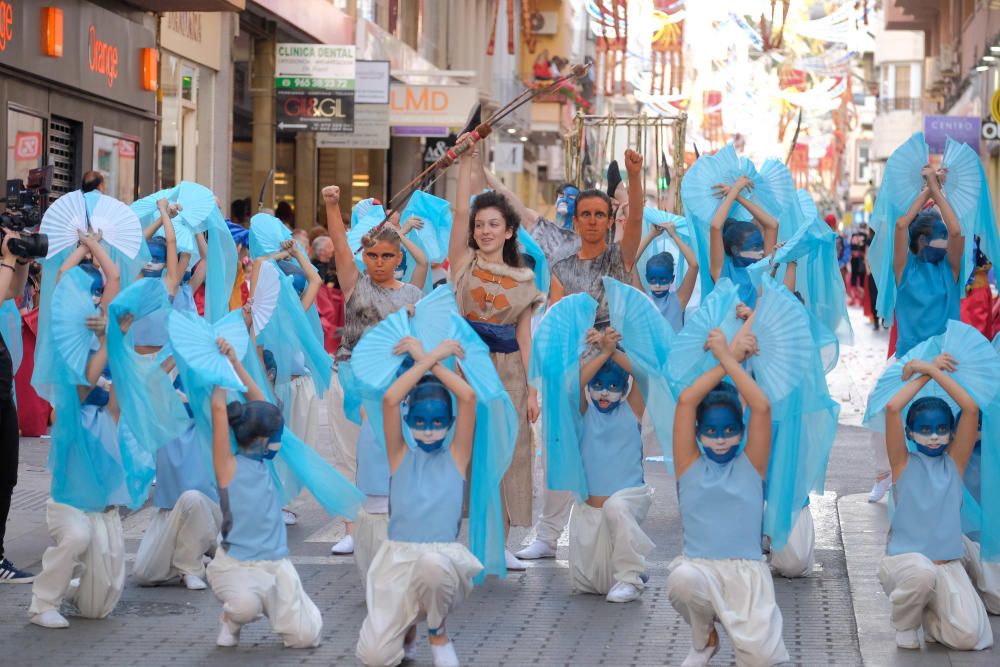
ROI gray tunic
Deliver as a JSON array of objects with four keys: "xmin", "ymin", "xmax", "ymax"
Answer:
[
  {"xmin": 529, "ymin": 216, "xmax": 580, "ymax": 265},
  {"xmin": 335, "ymin": 275, "xmax": 423, "ymax": 364},
  {"xmin": 552, "ymin": 242, "xmax": 631, "ymax": 330}
]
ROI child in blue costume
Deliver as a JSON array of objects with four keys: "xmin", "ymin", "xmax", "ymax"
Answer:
[
  {"xmin": 667, "ymin": 329, "xmax": 789, "ymax": 667},
  {"xmin": 878, "ymin": 353, "xmax": 992, "ymax": 651},
  {"xmin": 323, "ymin": 187, "xmax": 425, "ymax": 557},
  {"xmin": 207, "ymin": 339, "xmax": 322, "ymax": 649},
  {"xmin": 867, "ymin": 166, "xmax": 964, "ymax": 505},
  {"xmin": 633, "ymin": 219, "xmax": 699, "ymax": 332},
  {"xmin": 892, "ymin": 166, "xmax": 963, "ymax": 358},
  {"xmin": 959, "ymin": 412, "xmax": 1000, "ymax": 614},
  {"xmin": 253, "ymin": 238, "xmax": 324, "ymax": 452},
  {"xmin": 567, "ymin": 327, "xmax": 653, "ymax": 604},
  {"xmin": 356, "ymin": 337, "xmax": 482, "ymax": 667},
  {"xmin": 709, "ymin": 176, "xmax": 779, "ymax": 309},
  {"xmin": 131, "ymin": 198, "xmax": 204, "ymax": 355},
  {"xmin": 29, "ymin": 232, "xmax": 127, "ymax": 629},
  {"xmin": 131, "ymin": 365, "xmax": 221, "ymax": 591}
]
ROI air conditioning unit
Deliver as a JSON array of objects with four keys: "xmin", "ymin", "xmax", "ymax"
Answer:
[{"xmin": 530, "ymin": 11, "xmax": 559, "ymax": 35}]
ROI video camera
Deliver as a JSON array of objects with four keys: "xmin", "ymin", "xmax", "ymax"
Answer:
[{"xmin": 1, "ymin": 166, "xmax": 51, "ymax": 259}]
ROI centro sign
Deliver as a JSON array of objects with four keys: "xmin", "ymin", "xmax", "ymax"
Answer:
[{"xmin": 88, "ymin": 24, "xmax": 119, "ymax": 88}]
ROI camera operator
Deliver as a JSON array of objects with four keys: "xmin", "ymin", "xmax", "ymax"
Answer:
[
  {"xmin": 81, "ymin": 170, "xmax": 105, "ymax": 194},
  {"xmin": 0, "ymin": 229, "xmax": 33, "ymax": 582}
]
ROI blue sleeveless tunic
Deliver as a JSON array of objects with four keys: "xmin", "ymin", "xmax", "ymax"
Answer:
[
  {"xmin": 721, "ymin": 257, "xmax": 757, "ymax": 308},
  {"xmin": 355, "ymin": 420, "xmax": 390, "ymax": 497},
  {"xmin": 579, "ymin": 403, "xmax": 644, "ymax": 497},
  {"xmin": 153, "ymin": 422, "xmax": 218, "ymax": 510},
  {"xmin": 888, "ymin": 451, "xmax": 963, "ymax": 561},
  {"xmin": 652, "ymin": 291, "xmax": 684, "ymax": 333},
  {"xmin": 895, "ymin": 256, "xmax": 959, "ymax": 357},
  {"xmin": 678, "ymin": 453, "xmax": 764, "ymax": 560},
  {"xmin": 80, "ymin": 403, "xmax": 129, "ymax": 507},
  {"xmin": 388, "ymin": 445, "xmax": 465, "ymax": 543},
  {"xmin": 220, "ymin": 455, "xmax": 288, "ymax": 561}
]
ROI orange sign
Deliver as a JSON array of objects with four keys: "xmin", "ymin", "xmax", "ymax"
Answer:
[
  {"xmin": 141, "ymin": 47, "xmax": 157, "ymax": 91},
  {"xmin": 41, "ymin": 7, "xmax": 63, "ymax": 57},
  {"xmin": 0, "ymin": 1, "xmax": 13, "ymax": 52},
  {"xmin": 87, "ymin": 24, "xmax": 119, "ymax": 88}
]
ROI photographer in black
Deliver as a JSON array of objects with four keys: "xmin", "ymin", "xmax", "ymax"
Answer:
[{"xmin": 0, "ymin": 230, "xmax": 33, "ymax": 582}]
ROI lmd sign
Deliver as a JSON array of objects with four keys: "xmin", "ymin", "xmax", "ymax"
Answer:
[{"xmin": 389, "ymin": 85, "xmax": 478, "ymax": 128}]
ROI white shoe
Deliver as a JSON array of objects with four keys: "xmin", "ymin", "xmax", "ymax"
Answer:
[
  {"xmin": 514, "ymin": 539, "xmax": 556, "ymax": 560},
  {"xmin": 430, "ymin": 640, "xmax": 460, "ymax": 667},
  {"xmin": 30, "ymin": 609, "xmax": 69, "ymax": 629},
  {"xmin": 216, "ymin": 615, "xmax": 240, "ymax": 647},
  {"xmin": 868, "ymin": 477, "xmax": 891, "ymax": 503},
  {"xmin": 183, "ymin": 574, "xmax": 207, "ymax": 590},
  {"xmin": 681, "ymin": 641, "xmax": 719, "ymax": 667},
  {"xmin": 505, "ymin": 549, "xmax": 527, "ymax": 571},
  {"xmin": 605, "ymin": 581, "xmax": 642, "ymax": 603},
  {"xmin": 282, "ymin": 510, "xmax": 298, "ymax": 526},
  {"xmin": 331, "ymin": 534, "xmax": 354, "ymax": 555},
  {"xmin": 895, "ymin": 629, "xmax": 919, "ymax": 649}
]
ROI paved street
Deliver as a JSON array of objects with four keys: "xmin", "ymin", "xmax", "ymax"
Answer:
[{"xmin": 1, "ymin": 307, "xmax": 997, "ymax": 666}]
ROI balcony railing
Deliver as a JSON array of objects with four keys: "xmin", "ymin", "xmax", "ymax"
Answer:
[{"xmin": 877, "ymin": 97, "xmax": 922, "ymax": 113}]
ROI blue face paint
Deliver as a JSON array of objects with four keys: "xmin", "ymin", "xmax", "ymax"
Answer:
[
  {"xmin": 242, "ymin": 426, "xmax": 284, "ymax": 461},
  {"xmin": 143, "ymin": 240, "xmax": 168, "ymax": 278},
  {"xmin": 80, "ymin": 264, "xmax": 104, "ymax": 305},
  {"xmin": 917, "ymin": 220, "xmax": 948, "ymax": 264},
  {"xmin": 556, "ymin": 186, "xmax": 579, "ymax": 229},
  {"xmin": 696, "ymin": 405, "xmax": 744, "ymax": 464},
  {"xmin": 730, "ymin": 229, "xmax": 765, "ymax": 268},
  {"xmin": 906, "ymin": 406, "xmax": 953, "ymax": 457},
  {"xmin": 405, "ymin": 396, "xmax": 454, "ymax": 452},
  {"xmin": 645, "ymin": 263, "xmax": 675, "ymax": 299},
  {"xmin": 587, "ymin": 362, "xmax": 629, "ymax": 413}
]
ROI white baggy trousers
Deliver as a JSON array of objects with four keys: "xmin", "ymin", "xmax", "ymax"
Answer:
[
  {"xmin": 667, "ymin": 556, "xmax": 790, "ymax": 667},
  {"xmin": 568, "ymin": 485, "xmax": 654, "ymax": 594},
  {"xmin": 962, "ymin": 536, "xmax": 1000, "ymax": 615},
  {"xmin": 769, "ymin": 507, "xmax": 815, "ymax": 579},
  {"xmin": 29, "ymin": 500, "xmax": 125, "ymax": 618},
  {"xmin": 357, "ymin": 540, "xmax": 483, "ymax": 667},
  {"xmin": 206, "ymin": 548, "xmax": 323, "ymax": 648},
  {"xmin": 878, "ymin": 552, "xmax": 993, "ymax": 650},
  {"xmin": 132, "ymin": 490, "xmax": 222, "ymax": 584}
]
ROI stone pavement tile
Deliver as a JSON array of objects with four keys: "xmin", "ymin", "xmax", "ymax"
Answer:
[{"xmin": 839, "ymin": 492, "xmax": 999, "ymax": 667}]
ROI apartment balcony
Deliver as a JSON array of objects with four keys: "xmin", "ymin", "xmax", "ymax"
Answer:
[
  {"xmin": 885, "ymin": 0, "xmax": 938, "ymax": 33},
  {"xmin": 877, "ymin": 97, "xmax": 923, "ymax": 113}
]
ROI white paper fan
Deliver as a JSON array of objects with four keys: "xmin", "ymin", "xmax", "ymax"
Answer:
[
  {"xmin": 941, "ymin": 138, "xmax": 982, "ymax": 226},
  {"xmin": 40, "ymin": 191, "xmax": 88, "ymax": 258},
  {"xmin": 90, "ymin": 194, "xmax": 143, "ymax": 259},
  {"xmin": 749, "ymin": 279, "xmax": 813, "ymax": 403},
  {"xmin": 167, "ymin": 310, "xmax": 245, "ymax": 391},
  {"xmin": 251, "ymin": 260, "xmax": 281, "ymax": 336}
]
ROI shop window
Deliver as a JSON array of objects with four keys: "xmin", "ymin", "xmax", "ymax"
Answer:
[
  {"xmin": 94, "ymin": 132, "xmax": 139, "ymax": 204},
  {"xmin": 161, "ymin": 55, "xmax": 200, "ymax": 188},
  {"xmin": 6, "ymin": 109, "xmax": 45, "ymax": 186},
  {"xmin": 274, "ymin": 139, "xmax": 296, "ymax": 211}
]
